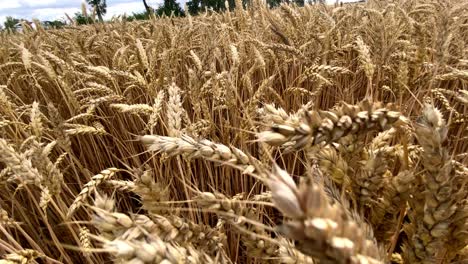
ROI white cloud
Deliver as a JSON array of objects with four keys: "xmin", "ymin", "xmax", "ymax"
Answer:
[
  {"xmin": 0, "ymin": 0, "xmax": 176, "ymax": 24},
  {"xmin": 0, "ymin": 0, "xmax": 146, "ymax": 23},
  {"xmin": 30, "ymin": 7, "xmax": 81, "ymax": 22},
  {"xmin": 19, "ymin": 0, "xmax": 61, "ymax": 7},
  {"xmin": 0, "ymin": 0, "xmax": 21, "ymax": 9},
  {"xmin": 105, "ymin": 2, "xmax": 148, "ymax": 18}
]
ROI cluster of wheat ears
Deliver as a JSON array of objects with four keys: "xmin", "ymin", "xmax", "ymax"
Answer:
[{"xmin": 0, "ymin": 0, "xmax": 467, "ymax": 263}]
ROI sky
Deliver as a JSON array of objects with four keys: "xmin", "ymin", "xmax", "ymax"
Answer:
[
  {"xmin": 0, "ymin": 0, "xmax": 354, "ymax": 25},
  {"xmin": 0, "ymin": 0, "xmax": 168, "ymax": 24}
]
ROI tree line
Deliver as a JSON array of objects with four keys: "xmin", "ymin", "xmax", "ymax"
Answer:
[{"xmin": 1, "ymin": 0, "xmax": 327, "ymax": 32}]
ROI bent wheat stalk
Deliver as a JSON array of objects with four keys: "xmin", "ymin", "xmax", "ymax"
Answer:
[
  {"xmin": 67, "ymin": 168, "xmax": 118, "ymax": 219},
  {"xmin": 257, "ymin": 101, "xmax": 403, "ymax": 152},
  {"xmin": 140, "ymin": 134, "xmax": 259, "ymax": 174}
]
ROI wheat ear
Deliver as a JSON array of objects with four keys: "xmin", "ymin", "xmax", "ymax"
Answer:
[
  {"xmin": 67, "ymin": 168, "xmax": 118, "ymax": 219},
  {"xmin": 268, "ymin": 164, "xmax": 384, "ymax": 263},
  {"xmin": 140, "ymin": 134, "xmax": 258, "ymax": 174},
  {"xmin": 258, "ymin": 101, "xmax": 402, "ymax": 152},
  {"xmin": 404, "ymin": 104, "xmax": 464, "ymax": 263}
]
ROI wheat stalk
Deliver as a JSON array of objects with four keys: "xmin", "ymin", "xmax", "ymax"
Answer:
[
  {"xmin": 141, "ymin": 134, "xmax": 258, "ymax": 174},
  {"xmin": 67, "ymin": 168, "xmax": 118, "ymax": 219},
  {"xmin": 258, "ymin": 101, "xmax": 403, "ymax": 152}
]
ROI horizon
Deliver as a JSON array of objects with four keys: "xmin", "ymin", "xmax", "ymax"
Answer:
[
  {"xmin": 0, "ymin": 0, "xmax": 357, "ymax": 25},
  {"xmin": 0, "ymin": 0, "xmax": 174, "ymax": 25}
]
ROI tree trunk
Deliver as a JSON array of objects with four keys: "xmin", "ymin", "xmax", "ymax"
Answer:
[
  {"xmin": 97, "ymin": 11, "xmax": 104, "ymax": 22},
  {"xmin": 143, "ymin": 0, "xmax": 152, "ymax": 13}
]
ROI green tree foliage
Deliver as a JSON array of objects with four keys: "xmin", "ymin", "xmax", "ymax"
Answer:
[
  {"xmin": 186, "ymin": 0, "xmax": 236, "ymax": 15},
  {"xmin": 86, "ymin": 0, "xmax": 107, "ymax": 22},
  {"xmin": 266, "ymin": 0, "xmax": 282, "ymax": 7},
  {"xmin": 73, "ymin": 12, "xmax": 94, "ymax": 25},
  {"xmin": 155, "ymin": 0, "xmax": 185, "ymax": 17},
  {"xmin": 265, "ymin": 0, "xmax": 304, "ymax": 8},
  {"xmin": 3, "ymin": 17, "xmax": 20, "ymax": 32},
  {"xmin": 126, "ymin": 12, "xmax": 151, "ymax": 21},
  {"xmin": 186, "ymin": 0, "xmax": 202, "ymax": 15},
  {"xmin": 43, "ymin": 20, "xmax": 66, "ymax": 29},
  {"xmin": 294, "ymin": 0, "xmax": 305, "ymax": 6},
  {"xmin": 187, "ymin": 0, "xmax": 273, "ymax": 15}
]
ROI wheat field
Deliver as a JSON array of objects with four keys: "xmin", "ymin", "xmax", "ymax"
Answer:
[{"xmin": 0, "ymin": 0, "xmax": 467, "ymax": 263}]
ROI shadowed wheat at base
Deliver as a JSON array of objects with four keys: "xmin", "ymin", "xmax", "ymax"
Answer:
[{"xmin": 90, "ymin": 193, "xmax": 233, "ymax": 264}]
